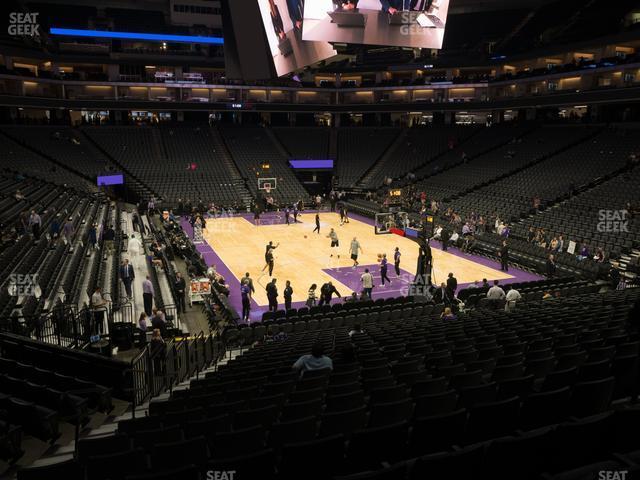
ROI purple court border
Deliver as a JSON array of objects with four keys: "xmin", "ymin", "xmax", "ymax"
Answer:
[{"xmin": 182, "ymin": 211, "xmax": 542, "ymax": 323}]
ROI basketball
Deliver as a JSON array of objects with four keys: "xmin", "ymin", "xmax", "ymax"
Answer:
[
  {"xmin": 304, "ymin": 235, "xmax": 308, "ymax": 239},
  {"xmin": 377, "ymin": 253, "xmax": 382, "ymax": 260}
]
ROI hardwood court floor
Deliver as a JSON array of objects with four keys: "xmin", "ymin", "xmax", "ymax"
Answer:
[{"xmin": 202, "ymin": 212, "xmax": 514, "ymax": 307}]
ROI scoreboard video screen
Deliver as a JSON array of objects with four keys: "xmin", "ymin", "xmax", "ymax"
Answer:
[
  {"xmin": 256, "ymin": 0, "xmax": 336, "ymax": 76},
  {"xmin": 302, "ymin": 0, "xmax": 450, "ymax": 49}
]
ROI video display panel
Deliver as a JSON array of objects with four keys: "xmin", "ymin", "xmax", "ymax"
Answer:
[
  {"xmin": 256, "ymin": 0, "xmax": 337, "ymax": 76},
  {"xmin": 302, "ymin": 0, "xmax": 450, "ymax": 49},
  {"xmin": 97, "ymin": 174, "xmax": 124, "ymax": 186},
  {"xmin": 289, "ymin": 159, "xmax": 334, "ymax": 169}
]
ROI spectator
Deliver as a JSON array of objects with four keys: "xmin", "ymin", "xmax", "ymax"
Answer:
[
  {"xmin": 149, "ymin": 329, "xmax": 166, "ymax": 374},
  {"xmin": 103, "ymin": 225, "xmax": 115, "ymax": 254},
  {"xmin": 433, "ymin": 282, "xmax": 454, "ymax": 306},
  {"xmin": 266, "ymin": 278, "xmax": 278, "ymax": 312},
  {"xmin": 361, "ymin": 269, "xmax": 374, "ymax": 298},
  {"xmin": 546, "ymin": 254, "xmax": 557, "ymax": 277},
  {"xmin": 142, "ymin": 275, "xmax": 154, "ymax": 316},
  {"xmin": 90, "ymin": 287, "xmax": 107, "ymax": 335},
  {"xmin": 349, "ymin": 324, "xmax": 364, "ymax": 337},
  {"xmin": 241, "ymin": 280, "xmax": 251, "ymax": 322},
  {"xmin": 151, "ymin": 308, "xmax": 166, "ymax": 336},
  {"xmin": 273, "ymin": 326, "xmax": 288, "ymax": 342},
  {"xmin": 446, "ymin": 272, "xmax": 458, "ymax": 297},
  {"xmin": 138, "ymin": 313, "xmax": 148, "ymax": 346},
  {"xmin": 128, "ymin": 233, "xmax": 142, "ymax": 256},
  {"xmin": 505, "ymin": 287, "xmax": 522, "ymax": 312},
  {"xmin": 49, "ymin": 214, "xmax": 61, "ymax": 242},
  {"xmin": 441, "ymin": 307, "xmax": 457, "ymax": 321},
  {"xmin": 306, "ymin": 283, "xmax": 318, "ymax": 307},
  {"xmin": 119, "ymin": 259, "xmax": 135, "ymax": 300},
  {"xmin": 283, "ymin": 280, "xmax": 293, "ymax": 310},
  {"xmin": 28, "ymin": 210, "xmax": 42, "ymax": 238},
  {"xmin": 345, "ymin": 291, "xmax": 359, "ymax": 303},
  {"xmin": 319, "ymin": 281, "xmax": 341, "ymax": 306},
  {"xmin": 174, "ymin": 272, "xmax": 187, "ymax": 314},
  {"xmin": 487, "ymin": 280, "xmax": 506, "ymax": 300},
  {"xmin": 292, "ymin": 342, "xmax": 333, "ymax": 373},
  {"xmin": 240, "ymin": 272, "xmax": 255, "ymax": 296},
  {"xmin": 62, "ymin": 217, "xmax": 74, "ymax": 244},
  {"xmin": 499, "ymin": 240, "xmax": 509, "ymax": 272},
  {"xmin": 88, "ymin": 223, "xmax": 97, "ymax": 250}
]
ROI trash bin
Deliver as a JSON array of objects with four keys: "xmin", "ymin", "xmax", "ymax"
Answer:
[{"xmin": 111, "ymin": 322, "xmax": 134, "ymax": 351}]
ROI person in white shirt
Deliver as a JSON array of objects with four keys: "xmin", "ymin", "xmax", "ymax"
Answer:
[
  {"xmin": 361, "ymin": 269, "xmax": 374, "ymax": 299},
  {"xmin": 128, "ymin": 233, "xmax": 142, "ymax": 256},
  {"xmin": 90, "ymin": 287, "xmax": 108, "ymax": 335},
  {"xmin": 486, "ymin": 280, "xmax": 506, "ymax": 300},
  {"xmin": 505, "ymin": 287, "xmax": 522, "ymax": 312}
]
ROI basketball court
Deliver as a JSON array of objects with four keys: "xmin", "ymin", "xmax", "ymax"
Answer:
[{"xmin": 183, "ymin": 210, "xmax": 542, "ymax": 321}]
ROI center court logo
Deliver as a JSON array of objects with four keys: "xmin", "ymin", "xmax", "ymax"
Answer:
[
  {"xmin": 597, "ymin": 209, "xmax": 629, "ymax": 233},
  {"xmin": 8, "ymin": 12, "xmax": 40, "ymax": 38}
]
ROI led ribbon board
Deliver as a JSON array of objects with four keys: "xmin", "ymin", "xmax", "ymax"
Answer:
[{"xmin": 49, "ymin": 27, "xmax": 224, "ymax": 45}]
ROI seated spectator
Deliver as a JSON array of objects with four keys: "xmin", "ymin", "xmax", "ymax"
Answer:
[
  {"xmin": 345, "ymin": 291, "xmax": 359, "ymax": 303},
  {"xmin": 272, "ymin": 327, "xmax": 288, "ymax": 342},
  {"xmin": 441, "ymin": 307, "xmax": 457, "ymax": 321},
  {"xmin": 214, "ymin": 277, "xmax": 230, "ymax": 296},
  {"xmin": 542, "ymin": 290, "xmax": 553, "ymax": 299},
  {"xmin": 138, "ymin": 313, "xmax": 148, "ymax": 346},
  {"xmin": 292, "ymin": 342, "xmax": 333, "ymax": 373},
  {"xmin": 349, "ymin": 324, "xmax": 364, "ymax": 337}
]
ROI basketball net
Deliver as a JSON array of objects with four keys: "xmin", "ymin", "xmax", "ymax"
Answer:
[{"xmin": 265, "ymin": 185, "xmax": 271, "ymax": 195}]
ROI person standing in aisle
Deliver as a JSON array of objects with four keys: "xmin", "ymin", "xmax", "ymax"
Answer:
[
  {"xmin": 284, "ymin": 280, "xmax": 293, "ymax": 310},
  {"xmin": 266, "ymin": 278, "xmax": 278, "ymax": 312},
  {"xmin": 241, "ymin": 280, "xmax": 251, "ymax": 321}
]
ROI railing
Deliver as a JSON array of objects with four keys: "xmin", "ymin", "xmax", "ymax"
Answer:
[
  {"xmin": 0, "ymin": 302, "xmax": 88, "ymax": 348},
  {"xmin": 130, "ymin": 345, "xmax": 152, "ymax": 409}
]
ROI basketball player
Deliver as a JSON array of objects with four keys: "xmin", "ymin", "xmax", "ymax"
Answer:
[
  {"xmin": 394, "ymin": 247, "xmax": 401, "ymax": 276},
  {"xmin": 327, "ymin": 228, "xmax": 340, "ymax": 258},
  {"xmin": 284, "ymin": 207, "xmax": 290, "ymax": 225},
  {"xmin": 253, "ymin": 203, "xmax": 261, "ymax": 226},
  {"xmin": 343, "ymin": 205, "xmax": 350, "ymax": 224},
  {"xmin": 339, "ymin": 205, "xmax": 345, "ymax": 226},
  {"xmin": 293, "ymin": 205, "xmax": 298, "ymax": 223},
  {"xmin": 262, "ymin": 241, "xmax": 279, "ymax": 274},
  {"xmin": 380, "ymin": 253, "xmax": 391, "ymax": 286},
  {"xmin": 265, "ymin": 246, "xmax": 276, "ymax": 277},
  {"xmin": 313, "ymin": 213, "xmax": 320, "ymax": 234},
  {"xmin": 349, "ymin": 236, "xmax": 362, "ymax": 268}
]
